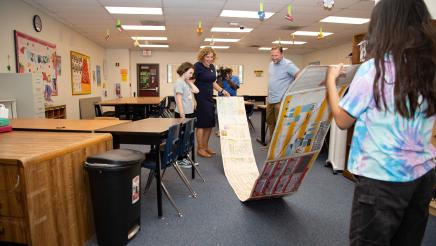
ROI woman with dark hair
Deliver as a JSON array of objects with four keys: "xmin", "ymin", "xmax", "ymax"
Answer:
[
  {"xmin": 194, "ymin": 47, "xmax": 229, "ymax": 158},
  {"xmin": 325, "ymin": 0, "xmax": 436, "ymax": 245}
]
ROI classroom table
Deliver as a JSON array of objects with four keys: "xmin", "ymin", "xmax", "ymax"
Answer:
[
  {"xmin": 0, "ymin": 131, "xmax": 112, "ymax": 245},
  {"xmin": 256, "ymin": 104, "xmax": 268, "ymax": 146},
  {"xmin": 10, "ymin": 118, "xmax": 130, "ymax": 133},
  {"xmin": 98, "ymin": 97, "xmax": 162, "ymax": 120},
  {"xmin": 95, "ymin": 118, "xmax": 189, "ymax": 217}
]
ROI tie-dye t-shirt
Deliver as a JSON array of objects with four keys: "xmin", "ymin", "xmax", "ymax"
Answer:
[{"xmin": 339, "ymin": 58, "xmax": 436, "ymax": 182}]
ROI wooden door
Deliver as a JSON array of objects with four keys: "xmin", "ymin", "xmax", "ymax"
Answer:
[{"xmin": 137, "ymin": 64, "xmax": 159, "ymax": 97}]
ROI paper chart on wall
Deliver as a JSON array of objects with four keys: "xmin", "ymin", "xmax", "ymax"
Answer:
[{"xmin": 217, "ymin": 65, "xmax": 359, "ymax": 202}]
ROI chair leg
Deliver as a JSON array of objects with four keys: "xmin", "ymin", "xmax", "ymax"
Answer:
[
  {"xmin": 143, "ymin": 170, "xmax": 155, "ymax": 194},
  {"xmin": 187, "ymin": 154, "xmax": 206, "ymax": 183},
  {"xmin": 161, "ymin": 182, "xmax": 183, "ymax": 217},
  {"xmin": 173, "ymin": 161, "xmax": 197, "ymax": 198},
  {"xmin": 248, "ymin": 118, "xmax": 256, "ymax": 132}
]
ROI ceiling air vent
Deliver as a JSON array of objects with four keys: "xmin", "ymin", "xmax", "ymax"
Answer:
[
  {"xmin": 278, "ymin": 25, "xmax": 303, "ymax": 31},
  {"xmin": 248, "ymin": 45, "xmax": 261, "ymax": 48},
  {"xmin": 140, "ymin": 20, "xmax": 165, "ymax": 26}
]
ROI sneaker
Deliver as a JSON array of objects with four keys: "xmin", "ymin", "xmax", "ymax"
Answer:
[{"xmin": 178, "ymin": 159, "xmax": 192, "ymax": 168}]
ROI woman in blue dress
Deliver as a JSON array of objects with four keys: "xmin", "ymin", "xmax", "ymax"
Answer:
[{"xmin": 194, "ymin": 47, "xmax": 229, "ymax": 158}]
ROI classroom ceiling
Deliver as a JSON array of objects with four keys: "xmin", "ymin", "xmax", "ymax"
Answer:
[{"xmin": 22, "ymin": 0, "xmax": 375, "ymax": 55}]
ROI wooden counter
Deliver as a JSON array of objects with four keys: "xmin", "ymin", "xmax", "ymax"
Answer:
[
  {"xmin": 0, "ymin": 131, "xmax": 113, "ymax": 245},
  {"xmin": 11, "ymin": 118, "xmax": 130, "ymax": 133}
]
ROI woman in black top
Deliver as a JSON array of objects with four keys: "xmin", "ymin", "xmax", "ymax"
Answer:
[{"xmin": 194, "ymin": 47, "xmax": 229, "ymax": 158}]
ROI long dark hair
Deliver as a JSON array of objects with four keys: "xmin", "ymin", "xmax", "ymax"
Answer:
[{"xmin": 366, "ymin": 0, "xmax": 436, "ymax": 118}]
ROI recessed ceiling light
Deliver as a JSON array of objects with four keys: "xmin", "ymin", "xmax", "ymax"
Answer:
[
  {"xmin": 220, "ymin": 10, "xmax": 274, "ymax": 19},
  {"xmin": 138, "ymin": 44, "xmax": 169, "ymax": 48},
  {"xmin": 292, "ymin": 31, "xmax": 333, "ymax": 36},
  {"xmin": 272, "ymin": 40, "xmax": 306, "ymax": 45},
  {"xmin": 259, "ymin": 47, "xmax": 288, "ymax": 51},
  {"xmin": 122, "ymin": 25, "xmax": 165, "ymax": 31},
  {"xmin": 211, "ymin": 27, "xmax": 252, "ymax": 33},
  {"xmin": 105, "ymin": 6, "xmax": 162, "ymax": 15},
  {"xmin": 200, "ymin": 45, "xmax": 230, "ymax": 49},
  {"xmin": 131, "ymin": 37, "xmax": 167, "ymax": 41},
  {"xmin": 204, "ymin": 38, "xmax": 240, "ymax": 43},
  {"xmin": 320, "ymin": 16, "xmax": 370, "ymax": 24}
]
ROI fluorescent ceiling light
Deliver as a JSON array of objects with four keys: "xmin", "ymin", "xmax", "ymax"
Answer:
[
  {"xmin": 320, "ymin": 16, "xmax": 370, "ymax": 24},
  {"xmin": 272, "ymin": 40, "xmax": 307, "ymax": 45},
  {"xmin": 220, "ymin": 10, "xmax": 274, "ymax": 19},
  {"xmin": 139, "ymin": 44, "xmax": 169, "ymax": 48},
  {"xmin": 293, "ymin": 31, "xmax": 333, "ymax": 36},
  {"xmin": 200, "ymin": 45, "xmax": 230, "ymax": 49},
  {"xmin": 131, "ymin": 37, "xmax": 167, "ymax": 41},
  {"xmin": 122, "ymin": 25, "xmax": 165, "ymax": 31},
  {"xmin": 204, "ymin": 38, "xmax": 240, "ymax": 43},
  {"xmin": 211, "ymin": 27, "xmax": 252, "ymax": 33},
  {"xmin": 259, "ymin": 47, "xmax": 288, "ymax": 51},
  {"xmin": 105, "ymin": 6, "xmax": 162, "ymax": 15}
]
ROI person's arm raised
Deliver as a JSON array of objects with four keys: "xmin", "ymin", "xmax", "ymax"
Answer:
[{"xmin": 325, "ymin": 64, "xmax": 356, "ymax": 130}]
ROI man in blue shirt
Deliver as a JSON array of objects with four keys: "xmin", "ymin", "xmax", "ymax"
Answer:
[
  {"xmin": 218, "ymin": 68, "xmax": 240, "ymax": 96},
  {"xmin": 267, "ymin": 46, "xmax": 300, "ymax": 139}
]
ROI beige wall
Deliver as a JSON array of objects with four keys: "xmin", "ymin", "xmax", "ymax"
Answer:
[
  {"xmin": 128, "ymin": 51, "xmax": 304, "ymax": 98},
  {"xmin": 0, "ymin": 0, "xmax": 106, "ymax": 119},
  {"xmin": 303, "ymin": 42, "xmax": 353, "ymax": 66}
]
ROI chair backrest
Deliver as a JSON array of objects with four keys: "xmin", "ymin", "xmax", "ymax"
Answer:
[
  {"xmin": 79, "ymin": 96, "xmax": 102, "ymax": 119},
  {"xmin": 161, "ymin": 123, "xmax": 180, "ymax": 166},
  {"xmin": 178, "ymin": 118, "xmax": 195, "ymax": 157}
]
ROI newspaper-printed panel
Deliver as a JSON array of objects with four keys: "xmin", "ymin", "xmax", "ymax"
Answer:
[{"xmin": 217, "ymin": 97, "xmax": 259, "ymax": 201}]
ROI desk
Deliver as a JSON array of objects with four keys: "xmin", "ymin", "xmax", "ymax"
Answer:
[
  {"xmin": 95, "ymin": 118, "xmax": 186, "ymax": 217},
  {"xmin": 256, "ymin": 104, "xmax": 267, "ymax": 146},
  {"xmin": 99, "ymin": 97, "xmax": 162, "ymax": 120},
  {"xmin": 0, "ymin": 131, "xmax": 112, "ymax": 245},
  {"xmin": 11, "ymin": 119, "xmax": 130, "ymax": 133}
]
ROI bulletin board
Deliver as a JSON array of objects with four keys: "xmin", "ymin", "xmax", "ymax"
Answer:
[
  {"xmin": 14, "ymin": 30, "xmax": 58, "ymax": 97},
  {"xmin": 70, "ymin": 51, "xmax": 91, "ymax": 95}
]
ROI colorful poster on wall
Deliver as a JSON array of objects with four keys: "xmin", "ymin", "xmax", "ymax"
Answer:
[
  {"xmin": 56, "ymin": 55, "xmax": 62, "ymax": 76},
  {"xmin": 120, "ymin": 68, "xmax": 128, "ymax": 82},
  {"xmin": 70, "ymin": 51, "xmax": 91, "ymax": 95},
  {"xmin": 96, "ymin": 65, "xmax": 101, "ymax": 87},
  {"xmin": 14, "ymin": 30, "xmax": 58, "ymax": 101}
]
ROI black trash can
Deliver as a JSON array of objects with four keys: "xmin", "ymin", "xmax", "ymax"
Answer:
[{"xmin": 85, "ymin": 149, "xmax": 145, "ymax": 246}]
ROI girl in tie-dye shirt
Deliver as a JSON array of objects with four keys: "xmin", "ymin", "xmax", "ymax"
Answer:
[{"xmin": 325, "ymin": 0, "xmax": 435, "ymax": 245}]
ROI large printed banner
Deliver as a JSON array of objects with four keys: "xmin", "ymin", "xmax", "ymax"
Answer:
[{"xmin": 217, "ymin": 65, "xmax": 358, "ymax": 201}]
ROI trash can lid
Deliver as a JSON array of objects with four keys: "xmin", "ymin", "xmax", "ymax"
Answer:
[{"xmin": 86, "ymin": 149, "xmax": 145, "ymax": 167}]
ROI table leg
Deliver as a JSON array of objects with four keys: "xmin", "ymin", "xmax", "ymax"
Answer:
[
  {"xmin": 156, "ymin": 144, "xmax": 163, "ymax": 217},
  {"xmin": 256, "ymin": 108, "xmax": 267, "ymax": 146}
]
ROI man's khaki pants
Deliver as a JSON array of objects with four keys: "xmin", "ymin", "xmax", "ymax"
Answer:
[{"xmin": 266, "ymin": 102, "xmax": 281, "ymax": 140}]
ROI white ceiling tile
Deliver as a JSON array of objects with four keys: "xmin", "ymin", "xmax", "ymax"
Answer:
[{"xmin": 23, "ymin": 0, "xmax": 373, "ymax": 53}]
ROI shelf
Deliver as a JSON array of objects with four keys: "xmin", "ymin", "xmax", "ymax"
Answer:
[{"xmin": 45, "ymin": 105, "xmax": 66, "ymax": 119}]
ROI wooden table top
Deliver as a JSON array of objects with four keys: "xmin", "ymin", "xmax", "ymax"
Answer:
[
  {"xmin": 11, "ymin": 118, "xmax": 130, "ymax": 132},
  {"xmin": 99, "ymin": 97, "xmax": 162, "ymax": 106},
  {"xmin": 95, "ymin": 118, "xmax": 183, "ymax": 135},
  {"xmin": 0, "ymin": 131, "xmax": 112, "ymax": 166}
]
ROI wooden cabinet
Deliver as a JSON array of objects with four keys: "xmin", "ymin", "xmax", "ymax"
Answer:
[
  {"xmin": 0, "ymin": 131, "xmax": 112, "ymax": 245},
  {"xmin": 45, "ymin": 104, "xmax": 66, "ymax": 119}
]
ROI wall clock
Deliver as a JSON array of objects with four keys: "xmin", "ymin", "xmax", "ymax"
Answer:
[{"xmin": 33, "ymin": 15, "xmax": 42, "ymax": 32}]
